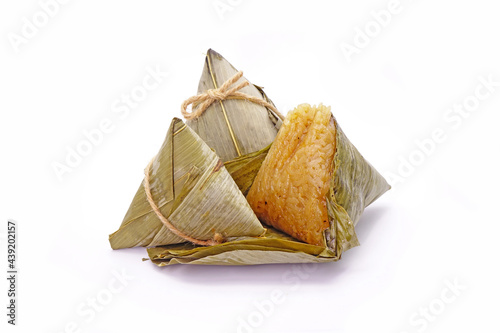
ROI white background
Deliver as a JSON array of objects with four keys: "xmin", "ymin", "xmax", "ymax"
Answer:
[{"xmin": 1, "ymin": 1, "xmax": 499, "ymax": 332}]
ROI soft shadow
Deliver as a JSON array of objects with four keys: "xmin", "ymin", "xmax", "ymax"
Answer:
[
  {"xmin": 354, "ymin": 205, "xmax": 390, "ymax": 242},
  {"xmin": 153, "ymin": 259, "xmax": 351, "ymax": 286}
]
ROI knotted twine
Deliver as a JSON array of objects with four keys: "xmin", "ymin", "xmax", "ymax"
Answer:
[
  {"xmin": 181, "ymin": 71, "xmax": 283, "ymax": 120},
  {"xmin": 144, "ymin": 71, "xmax": 282, "ymax": 246}
]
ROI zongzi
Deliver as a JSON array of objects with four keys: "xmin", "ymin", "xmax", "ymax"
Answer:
[
  {"xmin": 186, "ymin": 49, "xmax": 282, "ymax": 162},
  {"xmin": 247, "ymin": 104, "xmax": 390, "ymax": 248},
  {"xmin": 109, "ymin": 118, "xmax": 265, "ymax": 250}
]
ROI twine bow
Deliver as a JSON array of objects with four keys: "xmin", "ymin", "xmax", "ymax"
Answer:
[{"xmin": 181, "ymin": 71, "xmax": 282, "ymax": 120}]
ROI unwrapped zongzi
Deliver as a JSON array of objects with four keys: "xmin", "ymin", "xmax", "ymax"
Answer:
[
  {"xmin": 247, "ymin": 103, "xmax": 390, "ymax": 250},
  {"xmin": 247, "ymin": 104, "xmax": 335, "ymax": 246}
]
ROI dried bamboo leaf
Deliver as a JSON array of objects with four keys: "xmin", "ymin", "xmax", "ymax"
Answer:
[
  {"xmin": 156, "ymin": 249, "xmax": 335, "ymax": 266},
  {"xmin": 147, "ymin": 226, "xmax": 337, "ymax": 266}
]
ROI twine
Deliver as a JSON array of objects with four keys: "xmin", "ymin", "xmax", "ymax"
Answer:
[
  {"xmin": 143, "ymin": 158, "xmax": 224, "ymax": 246},
  {"xmin": 181, "ymin": 71, "xmax": 284, "ymax": 120}
]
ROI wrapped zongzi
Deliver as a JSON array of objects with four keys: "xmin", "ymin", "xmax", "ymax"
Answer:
[
  {"xmin": 186, "ymin": 49, "xmax": 282, "ymax": 162},
  {"xmin": 108, "ymin": 118, "xmax": 265, "ymax": 250}
]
